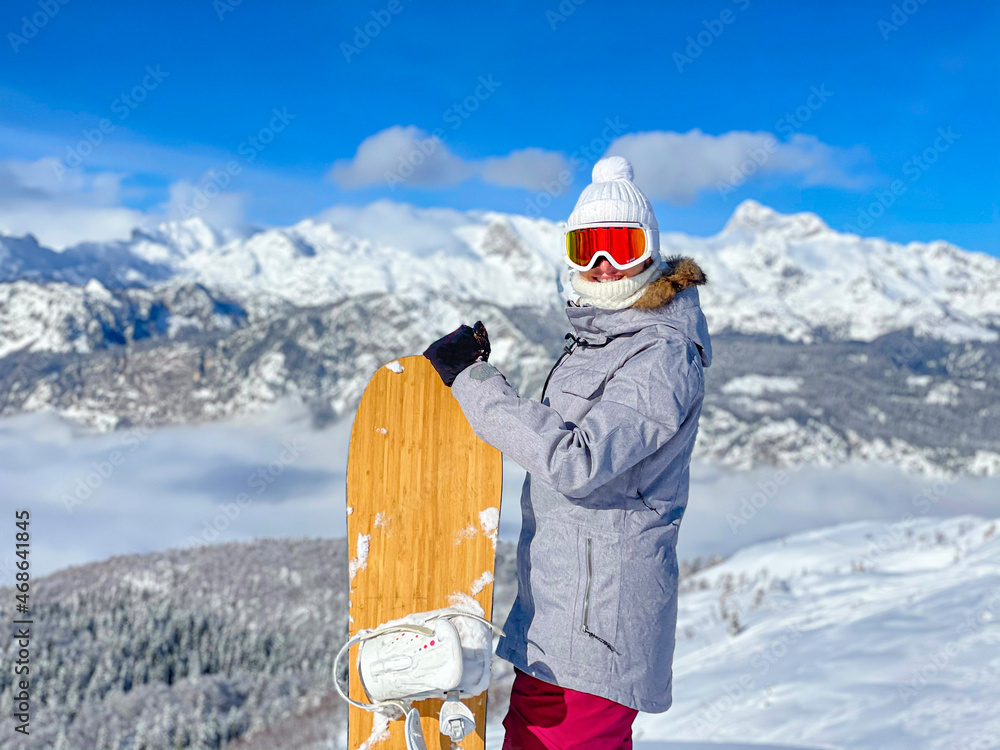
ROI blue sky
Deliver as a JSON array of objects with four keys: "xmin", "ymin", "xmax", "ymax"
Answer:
[{"xmin": 1, "ymin": 0, "xmax": 997, "ymax": 254}]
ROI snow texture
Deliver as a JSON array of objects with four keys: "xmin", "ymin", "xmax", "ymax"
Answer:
[
  {"xmin": 721, "ymin": 375, "xmax": 802, "ymax": 396},
  {"xmin": 469, "ymin": 570, "xmax": 494, "ymax": 595},
  {"xmin": 348, "ymin": 533, "xmax": 370, "ymax": 582},
  {"xmin": 455, "ymin": 524, "xmax": 478, "ymax": 544},
  {"xmin": 384, "ymin": 360, "xmax": 404, "ymax": 374},
  {"xmin": 487, "ymin": 515, "xmax": 1000, "ymax": 749},
  {"xmin": 9, "ymin": 515, "xmax": 998, "ymax": 749},
  {"xmin": 480, "ymin": 507, "xmax": 500, "ymax": 549},
  {"xmin": 630, "ymin": 515, "xmax": 1000, "ymax": 749},
  {"xmin": 357, "ymin": 711, "xmax": 391, "ymax": 750}
]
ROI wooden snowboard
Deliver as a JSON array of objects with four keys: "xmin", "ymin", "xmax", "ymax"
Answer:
[{"xmin": 346, "ymin": 355, "xmax": 503, "ymax": 749}]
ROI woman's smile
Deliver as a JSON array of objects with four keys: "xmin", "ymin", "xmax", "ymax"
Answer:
[{"xmin": 581, "ymin": 257, "xmax": 650, "ymax": 283}]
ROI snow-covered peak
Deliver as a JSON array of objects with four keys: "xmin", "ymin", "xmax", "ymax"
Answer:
[
  {"xmin": 144, "ymin": 217, "xmax": 224, "ymax": 257},
  {"xmin": 173, "ymin": 201, "xmax": 566, "ymax": 309},
  {"xmin": 724, "ymin": 199, "xmax": 830, "ymax": 238},
  {"xmin": 678, "ymin": 202, "xmax": 1000, "ymax": 343}
]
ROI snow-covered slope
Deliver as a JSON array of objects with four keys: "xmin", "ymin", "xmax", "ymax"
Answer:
[
  {"xmin": 484, "ymin": 516, "xmax": 1000, "ymax": 750},
  {"xmin": 7, "ymin": 517, "xmax": 996, "ymax": 750},
  {"xmin": 632, "ymin": 515, "xmax": 1000, "ymax": 750}
]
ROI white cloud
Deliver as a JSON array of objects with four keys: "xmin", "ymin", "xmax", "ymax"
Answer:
[
  {"xmin": 604, "ymin": 129, "xmax": 872, "ymax": 203},
  {"xmin": 0, "ymin": 123, "xmax": 874, "ymax": 250},
  {"xmin": 314, "ymin": 199, "xmax": 471, "ymax": 257},
  {"xmin": 328, "ymin": 125, "xmax": 570, "ymax": 191},
  {"xmin": 329, "ymin": 125, "xmax": 869, "ymax": 201},
  {"xmin": 480, "ymin": 148, "xmax": 571, "ymax": 191},
  {"xmin": 161, "ymin": 177, "xmax": 250, "ymax": 231},
  {"xmin": 0, "ymin": 156, "xmax": 253, "ymax": 249},
  {"xmin": 3, "ymin": 403, "xmax": 998, "ymax": 581},
  {"xmin": 328, "ymin": 125, "xmax": 473, "ymax": 189},
  {"xmin": 0, "ymin": 157, "xmax": 146, "ymax": 249},
  {"xmin": 0, "ymin": 402, "xmax": 351, "ymax": 580}
]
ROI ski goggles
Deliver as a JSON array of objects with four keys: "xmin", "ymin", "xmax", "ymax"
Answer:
[{"xmin": 564, "ymin": 223, "xmax": 657, "ymax": 271}]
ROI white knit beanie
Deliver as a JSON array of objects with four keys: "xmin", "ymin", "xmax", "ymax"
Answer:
[
  {"xmin": 566, "ymin": 156, "xmax": 665, "ymax": 309},
  {"xmin": 567, "ymin": 156, "xmax": 659, "ymax": 236}
]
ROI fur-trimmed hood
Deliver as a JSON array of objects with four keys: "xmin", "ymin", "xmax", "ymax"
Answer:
[
  {"xmin": 565, "ymin": 255, "xmax": 712, "ymax": 367},
  {"xmin": 632, "ymin": 255, "xmax": 708, "ymax": 309}
]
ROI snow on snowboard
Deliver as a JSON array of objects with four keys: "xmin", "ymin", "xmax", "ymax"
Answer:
[{"xmin": 340, "ymin": 355, "xmax": 502, "ymax": 749}]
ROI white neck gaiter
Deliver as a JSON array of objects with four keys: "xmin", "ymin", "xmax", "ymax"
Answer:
[{"xmin": 570, "ymin": 262, "xmax": 660, "ymax": 310}]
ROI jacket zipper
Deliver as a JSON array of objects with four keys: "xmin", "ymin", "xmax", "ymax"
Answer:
[
  {"xmin": 581, "ymin": 538, "xmax": 619, "ymax": 655},
  {"xmin": 637, "ymin": 488, "xmax": 661, "ymax": 515},
  {"xmin": 540, "ymin": 334, "xmax": 583, "ymax": 402},
  {"xmin": 540, "ymin": 333, "xmax": 615, "ymax": 402}
]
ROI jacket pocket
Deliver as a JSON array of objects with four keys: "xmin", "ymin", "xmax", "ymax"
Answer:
[
  {"xmin": 626, "ymin": 459, "xmax": 644, "ymax": 500},
  {"xmin": 573, "ymin": 530, "xmax": 622, "ymax": 668},
  {"xmin": 524, "ymin": 521, "xmax": 578, "ymax": 661}
]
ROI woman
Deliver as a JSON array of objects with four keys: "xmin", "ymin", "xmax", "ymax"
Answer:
[{"xmin": 424, "ymin": 156, "xmax": 711, "ymax": 748}]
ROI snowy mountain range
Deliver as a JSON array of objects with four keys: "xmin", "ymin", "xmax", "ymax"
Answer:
[
  {"xmin": 3, "ymin": 200, "xmax": 998, "ymax": 347},
  {"xmin": 3, "ymin": 516, "xmax": 996, "ymax": 750},
  {"xmin": 1, "ymin": 199, "xmax": 998, "ymax": 474}
]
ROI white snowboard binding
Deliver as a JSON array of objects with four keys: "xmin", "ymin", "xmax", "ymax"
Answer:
[{"xmin": 334, "ymin": 608, "xmax": 503, "ymax": 749}]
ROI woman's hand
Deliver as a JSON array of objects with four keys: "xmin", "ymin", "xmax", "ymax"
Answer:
[{"xmin": 423, "ymin": 321, "xmax": 491, "ymax": 387}]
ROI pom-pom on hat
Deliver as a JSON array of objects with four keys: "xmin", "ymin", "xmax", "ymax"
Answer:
[{"xmin": 566, "ymin": 156, "xmax": 658, "ymax": 231}]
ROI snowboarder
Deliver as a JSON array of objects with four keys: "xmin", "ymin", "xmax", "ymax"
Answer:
[{"xmin": 423, "ymin": 155, "xmax": 712, "ymax": 748}]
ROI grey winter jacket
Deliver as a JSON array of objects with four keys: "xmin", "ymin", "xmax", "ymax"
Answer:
[{"xmin": 451, "ymin": 256, "xmax": 711, "ymax": 713}]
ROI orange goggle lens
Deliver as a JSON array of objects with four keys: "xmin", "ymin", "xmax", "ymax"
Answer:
[{"xmin": 566, "ymin": 226, "xmax": 647, "ymax": 270}]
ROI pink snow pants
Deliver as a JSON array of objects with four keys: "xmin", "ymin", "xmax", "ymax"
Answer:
[{"xmin": 502, "ymin": 668, "xmax": 638, "ymax": 749}]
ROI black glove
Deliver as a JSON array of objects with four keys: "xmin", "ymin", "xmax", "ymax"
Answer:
[{"xmin": 423, "ymin": 321, "xmax": 491, "ymax": 387}]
